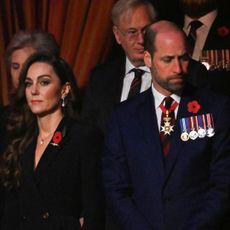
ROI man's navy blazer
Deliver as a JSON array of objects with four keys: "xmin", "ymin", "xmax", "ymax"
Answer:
[{"xmin": 103, "ymin": 85, "xmax": 230, "ymax": 230}]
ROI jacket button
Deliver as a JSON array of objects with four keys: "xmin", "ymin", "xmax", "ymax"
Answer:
[
  {"xmin": 42, "ymin": 212, "xmax": 50, "ymax": 220},
  {"xmin": 21, "ymin": 216, "xmax": 27, "ymax": 222}
]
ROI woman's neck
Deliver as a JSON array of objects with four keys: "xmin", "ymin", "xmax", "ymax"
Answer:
[{"xmin": 37, "ymin": 110, "xmax": 63, "ymax": 136}]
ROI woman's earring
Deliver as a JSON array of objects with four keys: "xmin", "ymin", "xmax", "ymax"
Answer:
[{"xmin": 61, "ymin": 97, "xmax": 65, "ymax": 107}]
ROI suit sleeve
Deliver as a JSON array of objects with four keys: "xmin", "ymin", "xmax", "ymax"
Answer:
[
  {"xmin": 184, "ymin": 98, "xmax": 230, "ymax": 230},
  {"xmin": 102, "ymin": 111, "xmax": 153, "ymax": 230}
]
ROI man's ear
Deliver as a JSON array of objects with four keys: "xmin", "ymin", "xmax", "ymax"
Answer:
[
  {"xmin": 113, "ymin": 25, "xmax": 122, "ymax": 45},
  {"xmin": 61, "ymin": 82, "xmax": 71, "ymax": 98},
  {"xmin": 144, "ymin": 51, "xmax": 152, "ymax": 68}
]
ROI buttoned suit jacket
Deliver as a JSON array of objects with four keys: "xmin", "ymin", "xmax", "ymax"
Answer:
[
  {"xmin": 1, "ymin": 118, "xmax": 105, "ymax": 230},
  {"xmin": 82, "ymin": 54, "xmax": 207, "ymax": 134},
  {"xmin": 103, "ymin": 85, "xmax": 230, "ymax": 230}
]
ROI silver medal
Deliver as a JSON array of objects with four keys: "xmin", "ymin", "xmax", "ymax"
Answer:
[
  {"xmin": 189, "ymin": 130, "xmax": 198, "ymax": 140},
  {"xmin": 198, "ymin": 128, "xmax": 206, "ymax": 138},
  {"xmin": 206, "ymin": 127, "xmax": 215, "ymax": 137}
]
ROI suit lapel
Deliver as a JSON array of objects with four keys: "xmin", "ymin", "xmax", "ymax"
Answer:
[
  {"xmin": 21, "ymin": 138, "xmax": 37, "ymax": 183},
  {"xmin": 138, "ymin": 89, "xmax": 165, "ymax": 181}
]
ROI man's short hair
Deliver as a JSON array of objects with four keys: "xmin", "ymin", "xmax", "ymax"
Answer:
[{"xmin": 111, "ymin": 0, "xmax": 157, "ymax": 26}]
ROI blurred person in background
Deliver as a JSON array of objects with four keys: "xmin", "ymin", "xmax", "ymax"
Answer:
[
  {"xmin": 179, "ymin": 0, "xmax": 230, "ymax": 95},
  {"xmin": 179, "ymin": 0, "xmax": 230, "ymax": 60},
  {"xmin": 82, "ymin": 0, "xmax": 158, "ymax": 134},
  {"xmin": 5, "ymin": 30, "xmax": 60, "ymax": 96}
]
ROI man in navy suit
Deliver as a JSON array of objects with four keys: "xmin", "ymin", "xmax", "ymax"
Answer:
[{"xmin": 103, "ymin": 20, "xmax": 230, "ymax": 229}]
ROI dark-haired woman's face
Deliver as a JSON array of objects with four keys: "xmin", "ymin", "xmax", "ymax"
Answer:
[
  {"xmin": 10, "ymin": 47, "xmax": 36, "ymax": 90},
  {"xmin": 25, "ymin": 62, "xmax": 66, "ymax": 117}
]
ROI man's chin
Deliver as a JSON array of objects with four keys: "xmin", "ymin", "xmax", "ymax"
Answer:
[
  {"xmin": 170, "ymin": 82, "xmax": 185, "ymax": 93},
  {"xmin": 131, "ymin": 55, "xmax": 145, "ymax": 66}
]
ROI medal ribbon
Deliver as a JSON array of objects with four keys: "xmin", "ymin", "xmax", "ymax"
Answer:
[
  {"xmin": 195, "ymin": 116, "xmax": 199, "ymax": 130},
  {"xmin": 159, "ymin": 99, "xmax": 178, "ymax": 114},
  {"xmin": 202, "ymin": 114, "xmax": 207, "ymax": 130},
  {"xmin": 206, "ymin": 113, "xmax": 214, "ymax": 128},
  {"xmin": 190, "ymin": 116, "xmax": 195, "ymax": 131}
]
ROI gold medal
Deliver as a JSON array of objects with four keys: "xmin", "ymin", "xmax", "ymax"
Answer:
[{"xmin": 181, "ymin": 132, "xmax": 189, "ymax": 141}]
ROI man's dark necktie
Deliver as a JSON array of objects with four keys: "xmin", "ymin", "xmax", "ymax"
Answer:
[
  {"xmin": 187, "ymin": 20, "xmax": 203, "ymax": 55},
  {"xmin": 127, "ymin": 68, "xmax": 144, "ymax": 99},
  {"xmin": 160, "ymin": 97, "xmax": 178, "ymax": 157}
]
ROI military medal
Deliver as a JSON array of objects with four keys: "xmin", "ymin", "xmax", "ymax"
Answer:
[
  {"xmin": 180, "ymin": 118, "xmax": 189, "ymax": 141},
  {"xmin": 181, "ymin": 132, "xmax": 189, "ymax": 141},
  {"xmin": 189, "ymin": 130, "xmax": 198, "ymax": 140},
  {"xmin": 198, "ymin": 127, "xmax": 206, "ymax": 138},
  {"xmin": 197, "ymin": 115, "xmax": 206, "ymax": 138},
  {"xmin": 206, "ymin": 113, "xmax": 215, "ymax": 137},
  {"xmin": 189, "ymin": 116, "xmax": 198, "ymax": 140},
  {"xmin": 160, "ymin": 98, "xmax": 178, "ymax": 136},
  {"xmin": 160, "ymin": 110, "xmax": 174, "ymax": 135}
]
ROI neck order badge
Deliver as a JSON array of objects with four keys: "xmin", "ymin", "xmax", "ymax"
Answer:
[
  {"xmin": 160, "ymin": 97, "xmax": 178, "ymax": 135},
  {"xmin": 160, "ymin": 97, "xmax": 178, "ymax": 157}
]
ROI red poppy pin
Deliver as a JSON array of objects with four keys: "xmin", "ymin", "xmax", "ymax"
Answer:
[
  {"xmin": 50, "ymin": 131, "xmax": 62, "ymax": 146},
  {"xmin": 217, "ymin": 26, "xmax": 230, "ymax": 37},
  {"xmin": 187, "ymin": 100, "xmax": 200, "ymax": 113}
]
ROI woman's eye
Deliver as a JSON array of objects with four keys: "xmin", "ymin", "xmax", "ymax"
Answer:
[
  {"xmin": 40, "ymin": 80, "xmax": 50, "ymax": 86},
  {"xmin": 25, "ymin": 81, "xmax": 32, "ymax": 88},
  {"xmin": 11, "ymin": 63, "xmax": 20, "ymax": 70}
]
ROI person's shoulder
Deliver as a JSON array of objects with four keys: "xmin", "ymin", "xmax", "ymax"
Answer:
[
  {"xmin": 184, "ymin": 83, "xmax": 230, "ymax": 103},
  {"xmin": 89, "ymin": 56, "xmax": 126, "ymax": 80}
]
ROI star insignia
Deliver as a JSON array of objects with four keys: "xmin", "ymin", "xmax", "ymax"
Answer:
[{"xmin": 160, "ymin": 121, "xmax": 174, "ymax": 135}]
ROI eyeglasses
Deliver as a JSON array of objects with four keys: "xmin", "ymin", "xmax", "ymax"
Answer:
[{"xmin": 116, "ymin": 26, "xmax": 148, "ymax": 40}]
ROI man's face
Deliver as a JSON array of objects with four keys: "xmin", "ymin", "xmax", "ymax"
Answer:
[
  {"xmin": 10, "ymin": 46, "xmax": 36, "ymax": 90},
  {"xmin": 144, "ymin": 31, "xmax": 189, "ymax": 96},
  {"xmin": 180, "ymin": 0, "xmax": 217, "ymax": 18},
  {"xmin": 113, "ymin": 5, "xmax": 153, "ymax": 67}
]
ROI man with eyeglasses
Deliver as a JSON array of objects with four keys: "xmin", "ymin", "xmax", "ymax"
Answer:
[
  {"xmin": 82, "ymin": 0, "xmax": 157, "ymax": 134},
  {"xmin": 82, "ymin": 2, "xmax": 157, "ymax": 229}
]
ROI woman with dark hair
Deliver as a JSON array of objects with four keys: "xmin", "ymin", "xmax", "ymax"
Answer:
[
  {"xmin": 0, "ymin": 53, "xmax": 104, "ymax": 230},
  {"xmin": 0, "ymin": 30, "xmax": 61, "ymax": 154}
]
